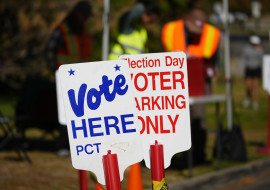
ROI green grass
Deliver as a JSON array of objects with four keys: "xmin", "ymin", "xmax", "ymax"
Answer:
[
  {"xmin": 0, "ymin": 95, "xmax": 17, "ymax": 116},
  {"xmin": 206, "ymin": 76, "xmax": 269, "ymax": 166}
]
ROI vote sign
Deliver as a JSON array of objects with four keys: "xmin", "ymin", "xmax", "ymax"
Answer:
[
  {"xmin": 55, "ymin": 70, "xmax": 66, "ymax": 125},
  {"xmin": 120, "ymin": 52, "xmax": 191, "ymax": 169},
  {"xmin": 59, "ymin": 60, "xmax": 143, "ymax": 185}
]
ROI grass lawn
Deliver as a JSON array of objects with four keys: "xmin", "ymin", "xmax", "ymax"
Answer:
[{"xmin": 0, "ymin": 75, "xmax": 269, "ymax": 190}]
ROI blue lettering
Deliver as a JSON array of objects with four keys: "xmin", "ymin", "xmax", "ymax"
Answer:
[
  {"xmin": 104, "ymin": 116, "xmax": 120, "ymax": 135},
  {"xmin": 100, "ymin": 76, "xmax": 116, "ymax": 101},
  {"xmin": 87, "ymin": 88, "xmax": 102, "ymax": 110},
  {"xmin": 71, "ymin": 114, "xmax": 136, "ymax": 140},
  {"xmin": 76, "ymin": 145, "xmax": 83, "ymax": 155},
  {"xmin": 85, "ymin": 144, "xmax": 94, "ymax": 154},
  {"xmin": 71, "ymin": 119, "xmax": 87, "ymax": 139},
  {"xmin": 93, "ymin": 143, "xmax": 101, "ymax": 153},
  {"xmin": 114, "ymin": 74, "xmax": 128, "ymax": 95},
  {"xmin": 88, "ymin": 117, "xmax": 104, "ymax": 137},
  {"xmin": 68, "ymin": 84, "xmax": 87, "ymax": 117},
  {"xmin": 76, "ymin": 143, "xmax": 102, "ymax": 155},
  {"xmin": 121, "ymin": 114, "xmax": 136, "ymax": 133},
  {"xmin": 67, "ymin": 74, "xmax": 129, "ymax": 116}
]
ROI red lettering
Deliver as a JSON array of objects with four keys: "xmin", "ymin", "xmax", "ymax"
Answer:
[
  {"xmin": 132, "ymin": 71, "xmax": 186, "ymax": 92},
  {"xmin": 146, "ymin": 116, "xmax": 159, "ymax": 134},
  {"xmin": 176, "ymin": 95, "xmax": 186, "ymax": 109},
  {"xmin": 179, "ymin": 58, "xmax": 184, "ymax": 68},
  {"xmin": 134, "ymin": 73, "xmax": 148, "ymax": 91},
  {"xmin": 151, "ymin": 96, "xmax": 161, "ymax": 110},
  {"xmin": 147, "ymin": 72, "xmax": 159, "ymax": 90},
  {"xmin": 160, "ymin": 115, "xmax": 170, "ymax": 133},
  {"xmin": 165, "ymin": 95, "xmax": 174, "ymax": 109},
  {"xmin": 141, "ymin": 97, "xmax": 150, "ymax": 111},
  {"xmin": 127, "ymin": 58, "xmax": 161, "ymax": 69},
  {"xmin": 160, "ymin": 72, "xmax": 171, "ymax": 90},
  {"xmin": 168, "ymin": 115, "xmax": 179, "ymax": 133},
  {"xmin": 138, "ymin": 116, "xmax": 145, "ymax": 134},
  {"xmin": 134, "ymin": 95, "xmax": 186, "ymax": 111},
  {"xmin": 131, "ymin": 60, "xmax": 136, "ymax": 68},
  {"xmin": 137, "ymin": 60, "xmax": 142, "ymax": 68},
  {"xmin": 134, "ymin": 97, "xmax": 141, "ymax": 111},
  {"xmin": 138, "ymin": 114, "xmax": 180, "ymax": 134},
  {"xmin": 165, "ymin": 56, "xmax": 172, "ymax": 66},
  {"xmin": 173, "ymin": 71, "xmax": 185, "ymax": 89}
]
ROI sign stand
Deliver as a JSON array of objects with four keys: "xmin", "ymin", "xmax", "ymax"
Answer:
[
  {"xmin": 59, "ymin": 53, "xmax": 191, "ymax": 185},
  {"xmin": 78, "ymin": 170, "xmax": 88, "ymax": 190},
  {"xmin": 103, "ymin": 150, "xmax": 121, "ymax": 190},
  {"xmin": 150, "ymin": 141, "xmax": 168, "ymax": 190},
  {"xmin": 257, "ymin": 95, "xmax": 270, "ymax": 154}
]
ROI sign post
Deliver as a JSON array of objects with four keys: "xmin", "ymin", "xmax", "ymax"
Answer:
[
  {"xmin": 257, "ymin": 94, "xmax": 270, "ymax": 154},
  {"xmin": 103, "ymin": 150, "xmax": 121, "ymax": 190},
  {"xmin": 150, "ymin": 141, "xmax": 167, "ymax": 190},
  {"xmin": 258, "ymin": 55, "xmax": 270, "ymax": 154},
  {"xmin": 78, "ymin": 170, "xmax": 88, "ymax": 190}
]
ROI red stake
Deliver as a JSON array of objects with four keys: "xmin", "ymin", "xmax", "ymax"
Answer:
[
  {"xmin": 103, "ymin": 150, "xmax": 121, "ymax": 190},
  {"xmin": 258, "ymin": 95, "xmax": 270, "ymax": 154},
  {"xmin": 150, "ymin": 140, "xmax": 168, "ymax": 190},
  {"xmin": 78, "ymin": 170, "xmax": 88, "ymax": 190}
]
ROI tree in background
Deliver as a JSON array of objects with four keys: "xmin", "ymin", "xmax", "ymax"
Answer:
[{"xmin": 1, "ymin": 0, "xmax": 270, "ymax": 91}]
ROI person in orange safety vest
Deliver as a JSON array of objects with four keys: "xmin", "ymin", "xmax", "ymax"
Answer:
[
  {"xmin": 45, "ymin": 0, "xmax": 92, "ymax": 71},
  {"xmin": 161, "ymin": 5, "xmax": 221, "ymax": 94},
  {"xmin": 162, "ymin": 5, "xmax": 221, "ymax": 166},
  {"xmin": 44, "ymin": 1, "xmax": 93, "ymax": 157},
  {"xmin": 162, "ymin": 7, "xmax": 220, "ymax": 95},
  {"xmin": 162, "ymin": 15, "xmax": 220, "ymax": 59}
]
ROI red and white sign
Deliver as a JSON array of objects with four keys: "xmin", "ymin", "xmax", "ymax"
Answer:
[{"xmin": 119, "ymin": 52, "xmax": 191, "ymax": 169}]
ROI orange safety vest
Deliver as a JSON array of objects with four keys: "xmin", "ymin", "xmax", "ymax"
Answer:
[
  {"xmin": 162, "ymin": 20, "xmax": 220, "ymax": 59},
  {"xmin": 57, "ymin": 23, "xmax": 91, "ymax": 67}
]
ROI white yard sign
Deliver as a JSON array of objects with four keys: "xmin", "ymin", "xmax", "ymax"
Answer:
[
  {"xmin": 59, "ymin": 60, "xmax": 143, "ymax": 185},
  {"xmin": 55, "ymin": 70, "xmax": 67, "ymax": 125},
  {"xmin": 119, "ymin": 52, "xmax": 191, "ymax": 169},
  {"xmin": 263, "ymin": 55, "xmax": 270, "ymax": 94}
]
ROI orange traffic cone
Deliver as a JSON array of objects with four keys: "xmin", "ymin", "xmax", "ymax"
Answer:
[
  {"xmin": 127, "ymin": 163, "xmax": 143, "ymax": 190},
  {"xmin": 96, "ymin": 183, "xmax": 104, "ymax": 190}
]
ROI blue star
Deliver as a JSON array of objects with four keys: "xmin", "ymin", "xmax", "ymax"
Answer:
[
  {"xmin": 68, "ymin": 69, "xmax": 75, "ymax": 76},
  {"xmin": 114, "ymin": 64, "xmax": 121, "ymax": 71}
]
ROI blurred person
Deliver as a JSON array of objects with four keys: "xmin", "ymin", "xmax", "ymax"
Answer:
[
  {"xmin": 45, "ymin": 0, "xmax": 93, "ymax": 71},
  {"xmin": 240, "ymin": 35, "xmax": 263, "ymax": 110},
  {"xmin": 107, "ymin": 1, "xmax": 160, "ymax": 182},
  {"xmin": 44, "ymin": 0, "xmax": 93, "ymax": 157},
  {"xmin": 161, "ymin": 3, "xmax": 221, "ymax": 165},
  {"xmin": 108, "ymin": 1, "xmax": 160, "ymax": 60},
  {"xmin": 162, "ymin": 5, "xmax": 220, "ymax": 94}
]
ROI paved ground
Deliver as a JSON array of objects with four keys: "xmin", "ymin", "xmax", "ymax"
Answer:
[
  {"xmin": 168, "ymin": 158, "xmax": 270, "ymax": 190},
  {"xmin": 227, "ymin": 170, "xmax": 270, "ymax": 190}
]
